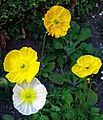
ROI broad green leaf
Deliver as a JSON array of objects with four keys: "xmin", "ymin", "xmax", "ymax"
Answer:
[
  {"xmin": 42, "ymin": 72, "xmax": 48, "ymax": 78},
  {"xmin": 78, "ymin": 28, "xmax": 93, "ymax": 41},
  {"xmin": 2, "ymin": 114, "xmax": 14, "ymax": 120},
  {"xmin": 39, "ymin": 115, "xmax": 49, "ymax": 120},
  {"xmin": 0, "ymin": 60, "xmax": 2, "ymax": 66},
  {"xmin": 54, "ymin": 42, "xmax": 63, "ymax": 49},
  {"xmin": 44, "ymin": 54, "xmax": 57, "ymax": 63},
  {"xmin": 75, "ymin": 28, "xmax": 93, "ymax": 46},
  {"xmin": 49, "ymin": 73, "xmax": 64, "ymax": 84},
  {"xmin": 87, "ymin": 89, "xmax": 98, "ymax": 105},
  {"xmin": 63, "ymin": 93, "xmax": 73, "ymax": 106},
  {"xmin": 65, "ymin": 107, "xmax": 76, "ymax": 119},
  {"xmin": 79, "ymin": 43, "xmax": 96, "ymax": 54},
  {"xmin": 90, "ymin": 107, "xmax": 100, "ymax": 115},
  {"xmin": 70, "ymin": 50, "xmax": 83, "ymax": 62},
  {"xmin": 51, "ymin": 112, "xmax": 61, "ymax": 120},
  {"xmin": 45, "ymin": 62, "xmax": 55, "ymax": 71},
  {"xmin": 71, "ymin": 21, "xmax": 80, "ymax": 33},
  {"xmin": 51, "ymin": 105, "xmax": 60, "ymax": 112},
  {"xmin": 57, "ymin": 56, "xmax": 64, "ymax": 68},
  {"xmin": 64, "ymin": 46, "xmax": 75, "ymax": 56},
  {"xmin": 29, "ymin": 113, "xmax": 40, "ymax": 120}
]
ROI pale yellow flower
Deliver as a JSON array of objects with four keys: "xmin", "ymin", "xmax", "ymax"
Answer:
[
  {"xmin": 13, "ymin": 77, "xmax": 47, "ymax": 115},
  {"xmin": 43, "ymin": 6, "xmax": 71, "ymax": 38},
  {"xmin": 72, "ymin": 55, "xmax": 102, "ymax": 78},
  {"xmin": 4, "ymin": 47, "xmax": 40, "ymax": 83}
]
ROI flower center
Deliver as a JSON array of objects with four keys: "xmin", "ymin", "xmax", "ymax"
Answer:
[
  {"xmin": 26, "ymin": 93, "xmax": 31, "ymax": 98},
  {"xmin": 53, "ymin": 19, "xmax": 59, "ymax": 24},
  {"xmin": 86, "ymin": 66, "xmax": 89, "ymax": 69},
  {"xmin": 21, "ymin": 89, "xmax": 36, "ymax": 103},
  {"xmin": 20, "ymin": 64, "xmax": 25, "ymax": 68}
]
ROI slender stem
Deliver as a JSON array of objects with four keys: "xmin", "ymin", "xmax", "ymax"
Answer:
[
  {"xmin": 87, "ymin": 81, "xmax": 96, "ymax": 103},
  {"xmin": 39, "ymin": 32, "xmax": 46, "ymax": 80},
  {"xmin": 41, "ymin": 32, "xmax": 46, "ymax": 62}
]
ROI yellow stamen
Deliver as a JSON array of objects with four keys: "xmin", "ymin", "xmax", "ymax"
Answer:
[
  {"xmin": 21, "ymin": 89, "xmax": 36, "ymax": 103},
  {"xmin": 20, "ymin": 64, "xmax": 25, "ymax": 68}
]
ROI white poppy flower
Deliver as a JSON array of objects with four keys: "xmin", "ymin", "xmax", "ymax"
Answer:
[{"xmin": 12, "ymin": 77, "xmax": 47, "ymax": 115}]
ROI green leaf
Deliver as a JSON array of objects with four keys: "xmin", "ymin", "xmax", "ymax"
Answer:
[
  {"xmin": 88, "ymin": 89, "xmax": 98, "ymax": 105},
  {"xmin": 45, "ymin": 62, "xmax": 55, "ymax": 71},
  {"xmin": 70, "ymin": 50, "xmax": 83, "ymax": 62},
  {"xmin": 51, "ymin": 105, "xmax": 60, "ymax": 112},
  {"xmin": 64, "ymin": 46, "xmax": 75, "ymax": 56},
  {"xmin": 51, "ymin": 112, "xmax": 61, "ymax": 120},
  {"xmin": 57, "ymin": 56, "xmax": 64, "ymax": 68},
  {"xmin": 63, "ymin": 93, "xmax": 73, "ymax": 106},
  {"xmin": 42, "ymin": 72, "xmax": 48, "ymax": 78},
  {"xmin": 79, "ymin": 43, "xmax": 96, "ymax": 54},
  {"xmin": 54, "ymin": 42, "xmax": 63, "ymax": 49},
  {"xmin": 39, "ymin": 115, "xmax": 49, "ymax": 120},
  {"xmin": 0, "ymin": 60, "xmax": 2, "ymax": 66},
  {"xmin": 75, "ymin": 28, "xmax": 93, "ymax": 46},
  {"xmin": 29, "ymin": 113, "xmax": 40, "ymax": 120},
  {"xmin": 78, "ymin": 28, "xmax": 93, "ymax": 41},
  {"xmin": 49, "ymin": 73, "xmax": 64, "ymax": 84},
  {"xmin": 65, "ymin": 107, "xmax": 76, "ymax": 119},
  {"xmin": 2, "ymin": 114, "xmax": 14, "ymax": 120},
  {"xmin": 71, "ymin": 21, "xmax": 80, "ymax": 33},
  {"xmin": 90, "ymin": 107, "xmax": 99, "ymax": 115},
  {"xmin": 44, "ymin": 54, "xmax": 56, "ymax": 63}
]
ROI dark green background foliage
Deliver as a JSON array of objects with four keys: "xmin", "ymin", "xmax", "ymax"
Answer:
[{"xmin": 0, "ymin": 0, "xmax": 97, "ymax": 39}]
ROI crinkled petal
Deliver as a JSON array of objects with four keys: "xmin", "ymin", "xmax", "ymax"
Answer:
[
  {"xmin": 26, "ymin": 62, "xmax": 40, "ymax": 83},
  {"xmin": 20, "ymin": 47, "xmax": 38, "ymax": 64},
  {"xmin": 4, "ymin": 50, "xmax": 21, "ymax": 72},
  {"xmin": 72, "ymin": 64, "xmax": 88, "ymax": 78},
  {"xmin": 28, "ymin": 77, "xmax": 41, "ymax": 89},
  {"xmin": 77, "ymin": 55, "xmax": 94, "ymax": 67},
  {"xmin": 6, "ymin": 70, "xmax": 26, "ymax": 83},
  {"xmin": 90, "ymin": 57, "xmax": 102, "ymax": 74},
  {"xmin": 32, "ymin": 98, "xmax": 46, "ymax": 110},
  {"xmin": 34, "ymin": 84, "xmax": 47, "ymax": 97},
  {"xmin": 14, "ymin": 101, "xmax": 38, "ymax": 115}
]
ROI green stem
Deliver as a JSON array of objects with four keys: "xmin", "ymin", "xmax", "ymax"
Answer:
[
  {"xmin": 41, "ymin": 32, "xmax": 46, "ymax": 62},
  {"xmin": 87, "ymin": 81, "xmax": 96, "ymax": 103},
  {"xmin": 39, "ymin": 32, "xmax": 46, "ymax": 80},
  {"xmin": 57, "ymin": 2, "xmax": 60, "ymax": 5}
]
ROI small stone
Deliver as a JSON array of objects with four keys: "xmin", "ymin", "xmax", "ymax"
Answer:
[
  {"xmin": 96, "ymin": 3, "xmax": 98, "ymax": 7},
  {"xmin": 101, "ymin": 71, "xmax": 103, "ymax": 74},
  {"xmin": 101, "ymin": 76, "xmax": 103, "ymax": 80},
  {"xmin": 92, "ymin": 16, "xmax": 95, "ymax": 18},
  {"xmin": 99, "ymin": 13, "xmax": 102, "ymax": 16}
]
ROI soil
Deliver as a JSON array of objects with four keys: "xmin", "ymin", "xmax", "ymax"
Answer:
[
  {"xmin": 88, "ymin": 2, "xmax": 103, "ymax": 113},
  {"xmin": 0, "ymin": 101, "xmax": 23, "ymax": 120}
]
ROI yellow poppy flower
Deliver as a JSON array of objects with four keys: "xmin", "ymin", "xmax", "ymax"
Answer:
[
  {"xmin": 3, "ymin": 47, "xmax": 40, "ymax": 83},
  {"xmin": 43, "ymin": 6, "xmax": 71, "ymax": 38},
  {"xmin": 72, "ymin": 55, "xmax": 102, "ymax": 78}
]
